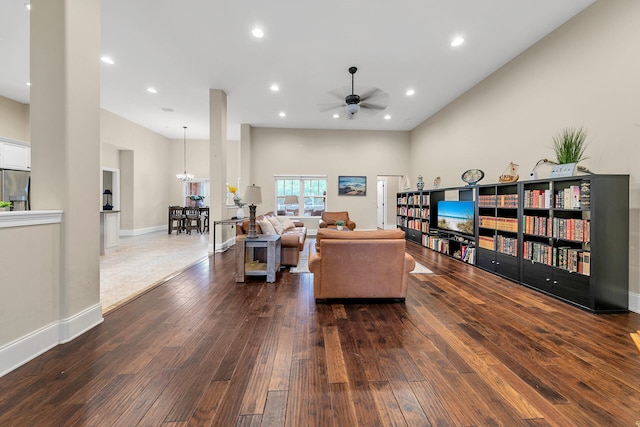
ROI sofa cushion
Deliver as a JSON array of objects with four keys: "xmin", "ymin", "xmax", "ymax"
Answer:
[
  {"xmin": 315, "ymin": 228, "xmax": 405, "ymax": 251},
  {"xmin": 257, "ymin": 218, "xmax": 276, "ymax": 235},
  {"xmin": 268, "ymin": 216, "xmax": 285, "ymax": 234},
  {"xmin": 277, "ymin": 216, "xmax": 296, "ymax": 230}
]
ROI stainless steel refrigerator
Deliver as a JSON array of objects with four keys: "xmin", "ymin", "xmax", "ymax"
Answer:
[{"xmin": 0, "ymin": 169, "xmax": 30, "ymax": 210}]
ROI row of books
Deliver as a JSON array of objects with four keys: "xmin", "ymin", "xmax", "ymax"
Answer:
[
  {"xmin": 478, "ymin": 235, "xmax": 517, "ymax": 256},
  {"xmin": 453, "ymin": 245, "xmax": 476, "ymax": 264},
  {"xmin": 478, "ymin": 194, "xmax": 518, "ymax": 208},
  {"xmin": 478, "ymin": 216, "xmax": 518, "ymax": 232},
  {"xmin": 523, "ymin": 181, "xmax": 591, "ymax": 210},
  {"xmin": 397, "ymin": 217, "xmax": 426, "ymax": 230},
  {"xmin": 522, "ymin": 215, "xmax": 590, "ymax": 242},
  {"xmin": 524, "ymin": 189, "xmax": 553, "ymax": 208},
  {"xmin": 397, "ymin": 206, "xmax": 429, "ymax": 218},
  {"xmin": 423, "ymin": 235, "xmax": 449, "ymax": 254},
  {"xmin": 522, "ymin": 241, "xmax": 591, "ymax": 275},
  {"xmin": 397, "ymin": 194, "xmax": 430, "ymax": 205}
]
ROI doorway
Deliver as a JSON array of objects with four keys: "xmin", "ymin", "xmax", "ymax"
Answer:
[{"xmin": 376, "ymin": 175, "xmax": 401, "ymax": 230}]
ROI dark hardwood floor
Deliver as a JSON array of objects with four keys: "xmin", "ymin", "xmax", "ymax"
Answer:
[{"xmin": 1, "ymin": 240, "xmax": 640, "ymax": 426}]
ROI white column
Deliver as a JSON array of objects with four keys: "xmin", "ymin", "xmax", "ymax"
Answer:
[
  {"xmin": 30, "ymin": 0, "xmax": 103, "ymax": 334},
  {"xmin": 209, "ymin": 89, "xmax": 228, "ymax": 252}
]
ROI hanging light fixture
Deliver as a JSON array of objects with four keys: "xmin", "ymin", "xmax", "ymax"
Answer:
[{"xmin": 176, "ymin": 126, "xmax": 193, "ymax": 182}]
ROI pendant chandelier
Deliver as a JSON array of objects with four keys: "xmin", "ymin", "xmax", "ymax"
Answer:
[{"xmin": 176, "ymin": 126, "xmax": 194, "ymax": 182}]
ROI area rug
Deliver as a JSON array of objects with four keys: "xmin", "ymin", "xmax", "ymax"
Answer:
[{"xmin": 289, "ymin": 241, "xmax": 433, "ymax": 274}]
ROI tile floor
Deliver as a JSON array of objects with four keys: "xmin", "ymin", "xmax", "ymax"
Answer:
[{"xmin": 100, "ymin": 230, "xmax": 211, "ymax": 313}]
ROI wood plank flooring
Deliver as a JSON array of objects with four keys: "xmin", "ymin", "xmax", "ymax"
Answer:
[{"xmin": 1, "ymin": 240, "xmax": 640, "ymax": 426}]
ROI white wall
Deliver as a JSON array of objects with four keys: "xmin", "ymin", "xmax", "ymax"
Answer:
[
  {"xmin": 250, "ymin": 127, "xmax": 411, "ymax": 230},
  {"xmin": 410, "ymin": 0, "xmax": 640, "ymax": 308}
]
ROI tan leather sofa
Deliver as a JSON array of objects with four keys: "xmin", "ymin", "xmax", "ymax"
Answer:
[
  {"xmin": 318, "ymin": 211, "xmax": 356, "ymax": 231},
  {"xmin": 309, "ymin": 229, "xmax": 415, "ymax": 301},
  {"xmin": 236, "ymin": 212, "xmax": 307, "ymax": 266}
]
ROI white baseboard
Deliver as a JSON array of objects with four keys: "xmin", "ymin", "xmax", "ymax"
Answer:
[
  {"xmin": 0, "ymin": 304, "xmax": 103, "ymax": 378},
  {"xmin": 120, "ymin": 225, "xmax": 166, "ymax": 236},
  {"xmin": 629, "ymin": 290, "xmax": 640, "ymax": 314},
  {"xmin": 212, "ymin": 236, "xmax": 237, "ymax": 253},
  {"xmin": 58, "ymin": 303, "xmax": 104, "ymax": 343}
]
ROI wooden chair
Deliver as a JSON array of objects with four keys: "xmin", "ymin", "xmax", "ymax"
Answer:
[
  {"xmin": 199, "ymin": 207, "xmax": 209, "ymax": 233},
  {"xmin": 184, "ymin": 207, "xmax": 201, "ymax": 234},
  {"xmin": 169, "ymin": 206, "xmax": 185, "ymax": 234}
]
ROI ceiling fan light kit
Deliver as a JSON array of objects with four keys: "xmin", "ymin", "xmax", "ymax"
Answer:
[{"xmin": 318, "ymin": 66, "xmax": 388, "ymax": 119}]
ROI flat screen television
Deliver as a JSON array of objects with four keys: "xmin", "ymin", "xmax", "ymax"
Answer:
[{"xmin": 437, "ymin": 200, "xmax": 475, "ymax": 236}]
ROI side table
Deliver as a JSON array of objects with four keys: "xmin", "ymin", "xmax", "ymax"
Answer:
[{"xmin": 235, "ymin": 234, "xmax": 282, "ymax": 283}]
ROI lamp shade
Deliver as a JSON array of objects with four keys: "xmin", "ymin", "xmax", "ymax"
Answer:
[
  {"xmin": 244, "ymin": 184, "xmax": 262, "ymax": 205},
  {"xmin": 283, "ymin": 195, "xmax": 298, "ymax": 205},
  {"xmin": 103, "ymin": 189, "xmax": 112, "ymax": 195}
]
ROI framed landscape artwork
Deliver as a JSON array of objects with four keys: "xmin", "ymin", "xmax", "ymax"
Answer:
[{"xmin": 338, "ymin": 176, "xmax": 366, "ymax": 196}]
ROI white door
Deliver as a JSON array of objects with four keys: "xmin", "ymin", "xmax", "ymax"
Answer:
[{"xmin": 377, "ymin": 178, "xmax": 386, "ymax": 229}]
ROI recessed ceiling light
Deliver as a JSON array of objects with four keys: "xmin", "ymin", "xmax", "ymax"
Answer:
[
  {"xmin": 25, "ymin": 3, "xmax": 31, "ymax": 11},
  {"xmin": 252, "ymin": 27, "xmax": 264, "ymax": 38},
  {"xmin": 146, "ymin": 87, "xmax": 157, "ymax": 94},
  {"xmin": 270, "ymin": 84, "xmax": 279, "ymax": 92},
  {"xmin": 100, "ymin": 56, "xmax": 114, "ymax": 65},
  {"xmin": 451, "ymin": 36, "xmax": 465, "ymax": 47},
  {"xmin": 279, "ymin": 112, "xmax": 286, "ymax": 118},
  {"xmin": 333, "ymin": 114, "xmax": 340, "ymax": 119},
  {"xmin": 384, "ymin": 114, "xmax": 391, "ymax": 120},
  {"xmin": 406, "ymin": 89, "xmax": 415, "ymax": 96}
]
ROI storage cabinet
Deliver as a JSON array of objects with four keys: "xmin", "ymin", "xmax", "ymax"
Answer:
[
  {"xmin": 396, "ymin": 190, "xmax": 443, "ymax": 245},
  {"xmin": 0, "ymin": 139, "xmax": 30, "ymax": 171}
]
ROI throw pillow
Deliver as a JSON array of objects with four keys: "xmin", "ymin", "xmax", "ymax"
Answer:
[
  {"xmin": 257, "ymin": 218, "xmax": 276, "ymax": 235},
  {"xmin": 268, "ymin": 216, "xmax": 284, "ymax": 234},
  {"xmin": 277, "ymin": 216, "xmax": 296, "ymax": 230}
]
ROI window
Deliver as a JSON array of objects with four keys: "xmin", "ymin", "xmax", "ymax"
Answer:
[{"xmin": 275, "ymin": 175, "xmax": 327, "ymax": 217}]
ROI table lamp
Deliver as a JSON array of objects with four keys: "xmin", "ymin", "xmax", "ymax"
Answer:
[
  {"xmin": 244, "ymin": 184, "xmax": 262, "ymax": 238},
  {"xmin": 103, "ymin": 189, "xmax": 113, "ymax": 210}
]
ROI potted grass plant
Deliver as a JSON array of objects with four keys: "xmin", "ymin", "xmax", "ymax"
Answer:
[
  {"xmin": 0, "ymin": 201, "xmax": 11, "ymax": 212},
  {"xmin": 552, "ymin": 127, "xmax": 589, "ymax": 164},
  {"xmin": 335, "ymin": 219, "xmax": 346, "ymax": 231}
]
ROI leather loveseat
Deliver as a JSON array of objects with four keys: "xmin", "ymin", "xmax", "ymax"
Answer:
[
  {"xmin": 309, "ymin": 228, "xmax": 415, "ymax": 301},
  {"xmin": 236, "ymin": 212, "xmax": 307, "ymax": 266}
]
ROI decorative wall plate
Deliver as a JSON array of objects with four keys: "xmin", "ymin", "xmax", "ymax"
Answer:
[{"xmin": 461, "ymin": 169, "xmax": 485, "ymax": 186}]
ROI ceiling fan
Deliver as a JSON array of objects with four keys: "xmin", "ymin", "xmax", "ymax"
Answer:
[{"xmin": 319, "ymin": 66, "xmax": 389, "ymax": 119}]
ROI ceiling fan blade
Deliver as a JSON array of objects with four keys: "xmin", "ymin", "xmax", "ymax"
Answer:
[
  {"xmin": 327, "ymin": 87, "xmax": 348, "ymax": 101},
  {"xmin": 360, "ymin": 102, "xmax": 387, "ymax": 111},
  {"xmin": 318, "ymin": 103, "xmax": 344, "ymax": 112},
  {"xmin": 359, "ymin": 87, "xmax": 386, "ymax": 102}
]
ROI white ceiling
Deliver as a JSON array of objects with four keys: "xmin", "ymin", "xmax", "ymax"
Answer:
[{"xmin": 0, "ymin": 0, "xmax": 595, "ymax": 140}]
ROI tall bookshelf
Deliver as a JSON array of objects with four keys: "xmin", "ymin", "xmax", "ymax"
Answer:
[{"xmin": 397, "ymin": 174, "xmax": 629, "ymax": 313}]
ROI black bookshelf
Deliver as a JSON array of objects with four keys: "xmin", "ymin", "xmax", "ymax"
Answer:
[{"xmin": 397, "ymin": 175, "xmax": 629, "ymax": 313}]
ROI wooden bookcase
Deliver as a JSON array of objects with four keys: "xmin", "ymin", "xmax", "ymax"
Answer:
[{"xmin": 397, "ymin": 174, "xmax": 629, "ymax": 313}]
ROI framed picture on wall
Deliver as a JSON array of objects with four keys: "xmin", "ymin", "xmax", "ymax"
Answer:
[{"xmin": 338, "ymin": 176, "xmax": 366, "ymax": 196}]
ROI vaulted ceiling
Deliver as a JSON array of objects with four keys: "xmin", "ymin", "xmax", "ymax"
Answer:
[{"xmin": 0, "ymin": 0, "xmax": 595, "ymax": 140}]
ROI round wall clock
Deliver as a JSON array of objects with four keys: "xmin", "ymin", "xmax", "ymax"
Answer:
[{"xmin": 461, "ymin": 169, "xmax": 485, "ymax": 186}]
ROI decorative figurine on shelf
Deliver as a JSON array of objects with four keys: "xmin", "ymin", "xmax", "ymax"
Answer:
[
  {"xmin": 102, "ymin": 189, "xmax": 113, "ymax": 210},
  {"xmin": 416, "ymin": 175, "xmax": 425, "ymax": 191},
  {"xmin": 461, "ymin": 169, "xmax": 485, "ymax": 186},
  {"xmin": 498, "ymin": 162, "xmax": 519, "ymax": 183},
  {"xmin": 433, "ymin": 176, "xmax": 441, "ymax": 188}
]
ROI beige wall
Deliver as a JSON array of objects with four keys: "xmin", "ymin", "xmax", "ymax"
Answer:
[
  {"xmin": 0, "ymin": 96, "xmax": 29, "ymax": 142},
  {"xmin": 100, "ymin": 110, "xmax": 172, "ymax": 231},
  {"xmin": 250, "ymin": 128, "xmax": 411, "ymax": 230},
  {"xmin": 410, "ymin": 0, "xmax": 640, "ymax": 301},
  {"xmin": 0, "ymin": 223, "xmax": 60, "ymax": 345}
]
